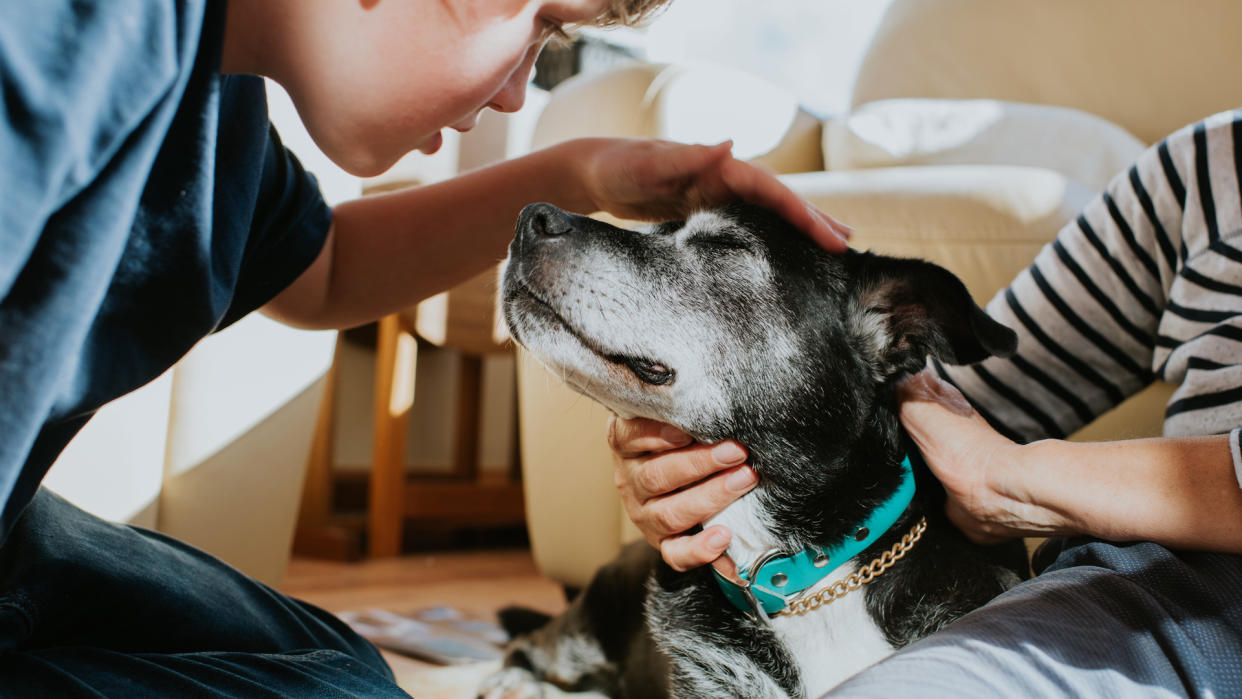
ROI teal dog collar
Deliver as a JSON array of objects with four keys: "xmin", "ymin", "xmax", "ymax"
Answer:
[{"xmin": 712, "ymin": 455, "xmax": 916, "ymax": 621}]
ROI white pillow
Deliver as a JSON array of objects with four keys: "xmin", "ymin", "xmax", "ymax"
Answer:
[
  {"xmin": 649, "ymin": 63, "xmax": 802, "ymax": 159},
  {"xmin": 823, "ymin": 99, "xmax": 1146, "ymax": 192}
]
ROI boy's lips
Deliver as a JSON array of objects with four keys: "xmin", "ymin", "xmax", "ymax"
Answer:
[{"xmin": 419, "ymin": 131, "xmax": 444, "ymax": 155}]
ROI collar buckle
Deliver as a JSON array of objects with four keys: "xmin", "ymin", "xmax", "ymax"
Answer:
[{"xmin": 711, "ymin": 548, "xmax": 786, "ymax": 623}]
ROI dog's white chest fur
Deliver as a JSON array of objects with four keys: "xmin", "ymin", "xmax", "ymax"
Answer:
[
  {"xmin": 769, "ymin": 567, "xmax": 894, "ymax": 695},
  {"xmin": 709, "ymin": 496, "xmax": 894, "ymax": 695}
]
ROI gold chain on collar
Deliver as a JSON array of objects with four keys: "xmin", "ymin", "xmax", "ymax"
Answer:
[{"xmin": 774, "ymin": 516, "xmax": 928, "ymax": 618}]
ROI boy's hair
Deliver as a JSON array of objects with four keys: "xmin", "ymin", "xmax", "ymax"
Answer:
[{"xmin": 593, "ymin": 0, "xmax": 672, "ymax": 27}]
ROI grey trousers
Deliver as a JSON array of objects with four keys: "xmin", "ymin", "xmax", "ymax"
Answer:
[{"xmin": 829, "ymin": 538, "xmax": 1242, "ymax": 698}]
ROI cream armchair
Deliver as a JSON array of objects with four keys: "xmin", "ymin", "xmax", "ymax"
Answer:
[{"xmin": 520, "ymin": 0, "xmax": 1242, "ymax": 588}]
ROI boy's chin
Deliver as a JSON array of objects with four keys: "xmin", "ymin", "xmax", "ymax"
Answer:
[
  {"xmin": 325, "ymin": 146, "xmax": 402, "ymax": 179},
  {"xmin": 417, "ymin": 131, "xmax": 444, "ymax": 155},
  {"xmin": 312, "ymin": 129, "xmax": 441, "ymax": 177}
]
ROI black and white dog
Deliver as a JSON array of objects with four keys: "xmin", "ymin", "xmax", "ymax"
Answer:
[{"xmin": 483, "ymin": 203, "xmax": 1028, "ymax": 698}]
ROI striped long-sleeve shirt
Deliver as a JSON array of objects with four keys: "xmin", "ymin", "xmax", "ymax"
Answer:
[{"xmin": 938, "ymin": 109, "xmax": 1242, "ymax": 473}]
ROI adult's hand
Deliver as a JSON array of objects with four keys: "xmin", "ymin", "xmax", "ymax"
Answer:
[
  {"xmin": 897, "ymin": 370, "xmax": 1064, "ymax": 543},
  {"xmin": 608, "ymin": 415, "xmax": 758, "ymax": 571},
  {"xmin": 570, "ymin": 138, "xmax": 851, "ymax": 252}
]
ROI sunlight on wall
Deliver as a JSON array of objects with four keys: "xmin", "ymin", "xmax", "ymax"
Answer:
[
  {"xmin": 43, "ymin": 373, "xmax": 172, "ymax": 528},
  {"xmin": 640, "ymin": 0, "xmax": 896, "ymax": 117},
  {"xmin": 159, "ymin": 312, "xmax": 335, "ymax": 586},
  {"xmin": 161, "ymin": 316, "xmax": 336, "ymax": 480}
]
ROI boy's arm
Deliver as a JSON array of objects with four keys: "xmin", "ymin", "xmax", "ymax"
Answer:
[
  {"xmin": 261, "ymin": 142, "xmax": 580, "ymax": 329},
  {"xmin": 262, "ymin": 138, "xmax": 849, "ymax": 329}
]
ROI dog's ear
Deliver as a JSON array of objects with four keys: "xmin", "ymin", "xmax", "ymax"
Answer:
[{"xmin": 849, "ymin": 252, "xmax": 1017, "ymax": 375}]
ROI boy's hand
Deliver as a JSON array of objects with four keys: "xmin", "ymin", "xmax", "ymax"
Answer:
[
  {"xmin": 572, "ymin": 138, "xmax": 851, "ymax": 252},
  {"xmin": 607, "ymin": 415, "xmax": 758, "ymax": 572}
]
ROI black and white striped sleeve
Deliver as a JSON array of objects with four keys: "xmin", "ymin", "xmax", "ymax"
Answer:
[{"xmin": 938, "ymin": 110, "xmax": 1242, "ymax": 454}]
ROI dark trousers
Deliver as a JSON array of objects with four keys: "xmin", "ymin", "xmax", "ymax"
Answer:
[{"xmin": 0, "ymin": 488, "xmax": 408, "ymax": 697}]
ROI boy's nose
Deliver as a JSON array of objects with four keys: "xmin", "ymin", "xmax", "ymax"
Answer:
[
  {"xmin": 489, "ymin": 43, "xmax": 540, "ymax": 114},
  {"xmin": 517, "ymin": 202, "xmax": 574, "ymax": 244},
  {"xmin": 489, "ymin": 78, "xmax": 528, "ymax": 114}
]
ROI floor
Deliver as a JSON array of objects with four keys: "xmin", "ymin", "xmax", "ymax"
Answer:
[{"xmin": 280, "ymin": 547, "xmax": 568, "ymax": 695}]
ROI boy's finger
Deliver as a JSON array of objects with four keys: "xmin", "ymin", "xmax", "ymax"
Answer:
[
  {"xmin": 810, "ymin": 205, "xmax": 853, "ymax": 240},
  {"xmin": 660, "ymin": 526, "xmax": 732, "ymax": 572},
  {"xmin": 650, "ymin": 140, "xmax": 734, "ymax": 182},
  {"xmin": 797, "ymin": 205, "xmax": 851, "ymax": 253},
  {"xmin": 730, "ymin": 160, "xmax": 853, "ymax": 240},
  {"xmin": 718, "ymin": 159, "xmax": 850, "ymax": 252}
]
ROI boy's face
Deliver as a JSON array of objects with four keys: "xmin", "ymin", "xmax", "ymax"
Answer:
[{"xmin": 278, "ymin": 0, "xmax": 613, "ymax": 177}]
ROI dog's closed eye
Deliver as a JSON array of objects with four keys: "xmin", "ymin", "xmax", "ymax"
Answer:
[
  {"xmin": 684, "ymin": 233, "xmax": 752, "ymax": 256},
  {"xmin": 612, "ymin": 355, "xmax": 676, "ymax": 386}
]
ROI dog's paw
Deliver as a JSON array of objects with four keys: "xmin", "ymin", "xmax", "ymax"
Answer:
[{"xmin": 477, "ymin": 666, "xmax": 545, "ymax": 699}]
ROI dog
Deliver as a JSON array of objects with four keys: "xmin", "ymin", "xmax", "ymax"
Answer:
[{"xmin": 481, "ymin": 202, "xmax": 1029, "ymax": 698}]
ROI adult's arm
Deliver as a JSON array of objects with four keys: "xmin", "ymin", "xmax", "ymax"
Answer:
[{"xmin": 900, "ymin": 370, "xmax": 1242, "ymax": 551}]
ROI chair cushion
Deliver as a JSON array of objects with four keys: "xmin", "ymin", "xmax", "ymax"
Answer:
[
  {"xmin": 784, "ymin": 164, "xmax": 1092, "ymax": 302},
  {"xmin": 823, "ymin": 99, "xmax": 1146, "ymax": 193}
]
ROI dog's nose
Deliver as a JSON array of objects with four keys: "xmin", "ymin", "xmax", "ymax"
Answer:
[{"xmin": 518, "ymin": 202, "xmax": 573, "ymax": 242}]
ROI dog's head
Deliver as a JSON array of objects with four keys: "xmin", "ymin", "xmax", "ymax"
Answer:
[{"xmin": 502, "ymin": 202, "xmax": 1013, "ymax": 451}]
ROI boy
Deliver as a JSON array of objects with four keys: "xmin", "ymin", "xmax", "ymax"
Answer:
[{"xmin": 0, "ymin": 0, "xmax": 849, "ymax": 694}]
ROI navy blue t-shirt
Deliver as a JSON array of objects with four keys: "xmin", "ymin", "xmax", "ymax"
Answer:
[{"xmin": 0, "ymin": 0, "xmax": 332, "ymax": 541}]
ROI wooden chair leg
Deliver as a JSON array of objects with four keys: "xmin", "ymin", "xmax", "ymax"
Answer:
[
  {"xmin": 508, "ymin": 360, "xmax": 523, "ymax": 484},
  {"xmin": 451, "ymin": 355, "xmax": 483, "ymax": 480},
  {"xmin": 293, "ymin": 334, "xmax": 366, "ymax": 560},
  {"xmin": 369, "ymin": 314, "xmax": 418, "ymax": 557},
  {"xmin": 299, "ymin": 335, "xmax": 340, "ymax": 525}
]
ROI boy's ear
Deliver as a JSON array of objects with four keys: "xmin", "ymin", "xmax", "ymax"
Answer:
[{"xmin": 848, "ymin": 251, "xmax": 1017, "ymax": 376}]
